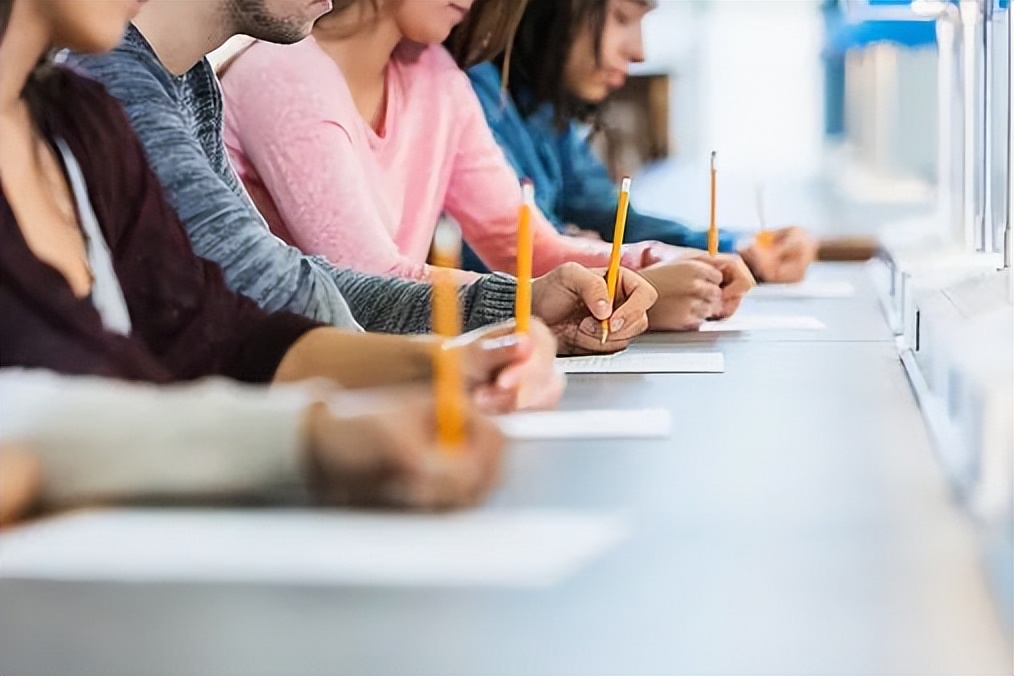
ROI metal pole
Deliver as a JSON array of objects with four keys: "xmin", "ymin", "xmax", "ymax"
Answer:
[
  {"xmin": 960, "ymin": 0, "xmax": 983, "ymax": 250},
  {"xmin": 982, "ymin": 0, "xmax": 994, "ymax": 252},
  {"xmin": 1004, "ymin": 0, "xmax": 1012, "ymax": 270},
  {"xmin": 935, "ymin": 6, "xmax": 962, "ymax": 239}
]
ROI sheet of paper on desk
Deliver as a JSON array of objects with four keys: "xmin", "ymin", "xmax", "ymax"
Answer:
[
  {"xmin": 0, "ymin": 509, "xmax": 627, "ymax": 588},
  {"xmin": 700, "ymin": 315, "xmax": 827, "ymax": 332},
  {"xmin": 748, "ymin": 280, "xmax": 856, "ymax": 299},
  {"xmin": 556, "ymin": 351, "xmax": 724, "ymax": 374},
  {"xmin": 498, "ymin": 408, "xmax": 671, "ymax": 440}
]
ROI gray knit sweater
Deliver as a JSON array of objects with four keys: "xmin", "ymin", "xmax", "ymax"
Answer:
[{"xmin": 68, "ymin": 26, "xmax": 516, "ymax": 334}]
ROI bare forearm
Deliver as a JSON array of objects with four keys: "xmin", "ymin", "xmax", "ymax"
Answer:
[{"xmin": 273, "ymin": 328, "xmax": 434, "ymax": 389}]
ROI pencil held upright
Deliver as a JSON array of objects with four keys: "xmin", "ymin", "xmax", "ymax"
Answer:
[
  {"xmin": 515, "ymin": 180, "xmax": 535, "ymax": 334},
  {"xmin": 431, "ymin": 219, "xmax": 465, "ymax": 452},
  {"xmin": 602, "ymin": 177, "xmax": 632, "ymax": 344},
  {"xmin": 708, "ymin": 152, "xmax": 719, "ymax": 257},
  {"xmin": 754, "ymin": 182, "xmax": 775, "ymax": 249}
]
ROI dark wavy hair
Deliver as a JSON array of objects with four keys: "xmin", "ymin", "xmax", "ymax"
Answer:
[{"xmin": 494, "ymin": 0, "xmax": 609, "ymax": 129}]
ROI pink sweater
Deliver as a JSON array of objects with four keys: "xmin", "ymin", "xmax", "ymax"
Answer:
[{"xmin": 221, "ymin": 37, "xmax": 656, "ymax": 281}]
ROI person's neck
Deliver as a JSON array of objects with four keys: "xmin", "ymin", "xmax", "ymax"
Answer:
[
  {"xmin": 0, "ymin": 1, "xmax": 51, "ymax": 116},
  {"xmin": 132, "ymin": 0, "xmax": 236, "ymax": 76},
  {"xmin": 312, "ymin": 15, "xmax": 403, "ymax": 102}
]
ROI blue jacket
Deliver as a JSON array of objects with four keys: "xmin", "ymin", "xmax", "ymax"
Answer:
[{"xmin": 464, "ymin": 62, "xmax": 738, "ymax": 272}]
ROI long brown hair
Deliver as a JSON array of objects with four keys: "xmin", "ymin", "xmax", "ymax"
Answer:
[
  {"xmin": 444, "ymin": 0, "xmax": 528, "ymax": 69},
  {"xmin": 494, "ymin": 0, "xmax": 610, "ymax": 127},
  {"xmin": 317, "ymin": 0, "xmax": 527, "ymax": 69}
]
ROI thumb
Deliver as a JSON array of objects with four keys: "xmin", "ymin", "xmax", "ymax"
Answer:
[
  {"xmin": 475, "ymin": 331, "xmax": 534, "ymax": 385},
  {"xmin": 446, "ymin": 327, "xmax": 531, "ymax": 389},
  {"xmin": 560, "ymin": 263, "xmax": 613, "ymax": 320}
]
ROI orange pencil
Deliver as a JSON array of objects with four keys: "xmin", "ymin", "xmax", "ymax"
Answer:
[
  {"xmin": 431, "ymin": 218, "xmax": 465, "ymax": 452},
  {"xmin": 708, "ymin": 151, "xmax": 719, "ymax": 256},
  {"xmin": 515, "ymin": 180, "xmax": 535, "ymax": 334},
  {"xmin": 601, "ymin": 177, "xmax": 632, "ymax": 345},
  {"xmin": 754, "ymin": 182, "xmax": 775, "ymax": 249}
]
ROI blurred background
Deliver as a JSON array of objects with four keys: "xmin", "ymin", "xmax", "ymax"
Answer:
[
  {"xmin": 601, "ymin": 0, "xmax": 1013, "ymax": 633},
  {"xmin": 596, "ymin": 0, "xmax": 1008, "ymax": 248}
]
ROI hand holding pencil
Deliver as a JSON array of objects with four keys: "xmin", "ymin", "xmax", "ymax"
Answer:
[
  {"xmin": 305, "ymin": 388, "xmax": 504, "ymax": 510},
  {"xmin": 429, "ymin": 212, "xmax": 563, "ymax": 415}
]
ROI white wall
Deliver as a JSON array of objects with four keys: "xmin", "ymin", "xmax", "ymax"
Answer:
[{"xmin": 638, "ymin": 0, "xmax": 825, "ymax": 178}]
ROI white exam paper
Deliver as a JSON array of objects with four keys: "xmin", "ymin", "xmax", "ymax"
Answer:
[
  {"xmin": 556, "ymin": 351, "xmax": 724, "ymax": 374},
  {"xmin": 748, "ymin": 280, "xmax": 856, "ymax": 299},
  {"xmin": 700, "ymin": 315, "xmax": 826, "ymax": 332},
  {"xmin": 498, "ymin": 408, "xmax": 671, "ymax": 440},
  {"xmin": 0, "ymin": 509, "xmax": 627, "ymax": 588}
]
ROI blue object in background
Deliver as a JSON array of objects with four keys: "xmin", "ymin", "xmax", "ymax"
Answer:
[
  {"xmin": 820, "ymin": 0, "xmax": 942, "ymax": 138},
  {"xmin": 822, "ymin": 1, "xmax": 847, "ymax": 137}
]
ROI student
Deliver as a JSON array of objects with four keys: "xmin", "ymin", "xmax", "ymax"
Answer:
[
  {"xmin": 0, "ymin": 370, "xmax": 503, "ymax": 519},
  {"xmin": 68, "ymin": 0, "xmax": 663, "ymax": 355},
  {"xmin": 464, "ymin": 0, "xmax": 820, "ymax": 283},
  {"xmin": 0, "ymin": 0, "xmax": 516, "ymax": 509},
  {"xmin": 218, "ymin": 0, "xmax": 754, "ymax": 327}
]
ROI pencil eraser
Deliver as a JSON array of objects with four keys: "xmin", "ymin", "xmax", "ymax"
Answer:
[{"xmin": 521, "ymin": 179, "xmax": 535, "ymax": 205}]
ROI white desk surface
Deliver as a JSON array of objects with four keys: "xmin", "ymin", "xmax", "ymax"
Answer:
[{"xmin": 1, "ymin": 264, "xmax": 1010, "ymax": 675}]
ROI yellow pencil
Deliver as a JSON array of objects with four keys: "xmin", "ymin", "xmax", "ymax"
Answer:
[
  {"xmin": 708, "ymin": 151, "xmax": 719, "ymax": 257},
  {"xmin": 431, "ymin": 218, "xmax": 465, "ymax": 452},
  {"xmin": 754, "ymin": 182, "xmax": 775, "ymax": 249},
  {"xmin": 601, "ymin": 177, "xmax": 632, "ymax": 345},
  {"xmin": 515, "ymin": 180, "xmax": 535, "ymax": 334}
]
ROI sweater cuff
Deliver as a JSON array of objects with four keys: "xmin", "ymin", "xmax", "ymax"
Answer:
[
  {"xmin": 7, "ymin": 375, "xmax": 314, "ymax": 507},
  {"xmin": 462, "ymin": 273, "xmax": 517, "ymax": 332}
]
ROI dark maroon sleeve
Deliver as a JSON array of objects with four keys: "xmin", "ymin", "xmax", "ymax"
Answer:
[
  {"xmin": 0, "ymin": 277, "xmax": 173, "ymax": 383},
  {"xmin": 58, "ymin": 70, "xmax": 322, "ymax": 384}
]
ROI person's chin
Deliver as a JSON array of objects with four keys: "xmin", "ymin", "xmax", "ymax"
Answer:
[{"xmin": 579, "ymin": 86, "xmax": 611, "ymax": 105}]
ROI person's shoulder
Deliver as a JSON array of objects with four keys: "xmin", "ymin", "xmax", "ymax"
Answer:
[
  {"xmin": 466, "ymin": 61, "xmax": 501, "ymax": 92},
  {"xmin": 67, "ymin": 26, "xmax": 168, "ymax": 85},
  {"xmin": 418, "ymin": 43, "xmax": 459, "ymax": 70},
  {"xmin": 463, "ymin": 61, "xmax": 506, "ymax": 114},
  {"xmin": 399, "ymin": 44, "xmax": 480, "ymax": 107},
  {"xmin": 224, "ymin": 37, "xmax": 331, "ymax": 87},
  {"xmin": 46, "ymin": 64, "xmax": 131, "ymax": 117},
  {"xmin": 393, "ymin": 43, "xmax": 464, "ymax": 83},
  {"xmin": 221, "ymin": 37, "xmax": 351, "ymax": 124},
  {"xmin": 35, "ymin": 66, "xmax": 148, "ymax": 185}
]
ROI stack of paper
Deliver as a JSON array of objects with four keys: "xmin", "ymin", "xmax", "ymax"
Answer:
[
  {"xmin": 498, "ymin": 408, "xmax": 671, "ymax": 440},
  {"xmin": 0, "ymin": 509, "xmax": 628, "ymax": 588},
  {"xmin": 749, "ymin": 280, "xmax": 856, "ymax": 299},
  {"xmin": 556, "ymin": 351, "xmax": 724, "ymax": 374},
  {"xmin": 700, "ymin": 315, "xmax": 826, "ymax": 332}
]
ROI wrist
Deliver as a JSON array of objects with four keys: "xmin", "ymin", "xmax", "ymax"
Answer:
[{"xmin": 299, "ymin": 402, "xmax": 329, "ymax": 488}]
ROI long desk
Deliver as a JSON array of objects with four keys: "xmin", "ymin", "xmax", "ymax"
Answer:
[{"xmin": 1, "ymin": 264, "xmax": 1010, "ymax": 675}]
